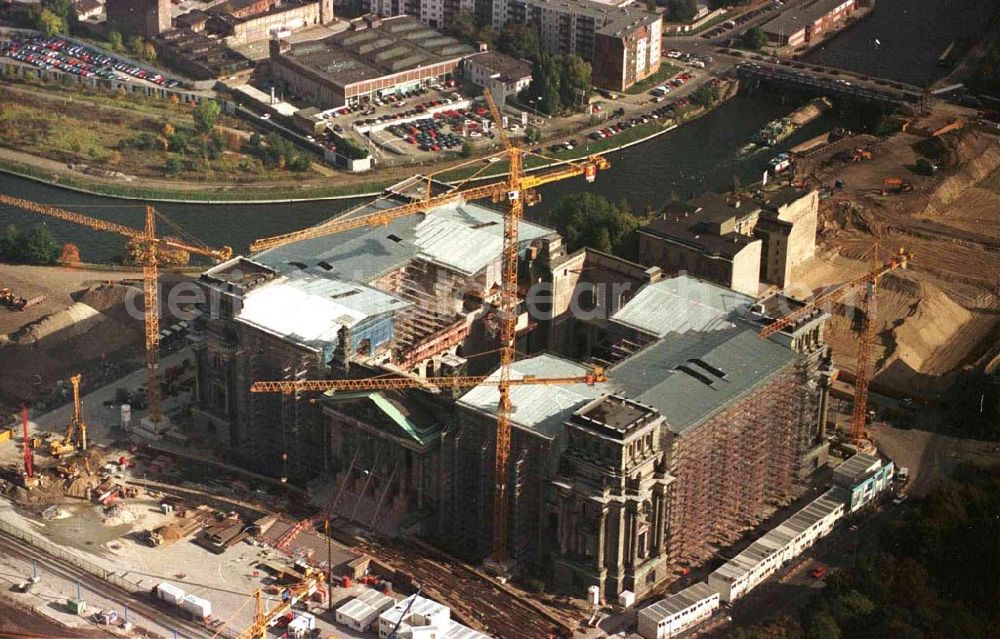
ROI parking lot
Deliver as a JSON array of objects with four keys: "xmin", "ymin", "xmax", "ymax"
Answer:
[{"xmin": 0, "ymin": 35, "xmax": 180, "ymax": 88}]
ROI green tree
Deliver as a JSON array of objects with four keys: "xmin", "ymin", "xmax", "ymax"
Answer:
[
  {"xmin": 37, "ymin": 8, "xmax": 66, "ymax": 35},
  {"xmin": 558, "ymin": 55, "xmax": 592, "ymax": 111},
  {"xmin": 691, "ymin": 83, "xmax": 720, "ymax": 106},
  {"xmin": 526, "ymin": 54, "xmax": 561, "ymax": 114},
  {"xmin": 287, "ymin": 155, "xmax": 311, "ymax": 172},
  {"xmin": 806, "ymin": 611, "xmax": 841, "ymax": 639},
  {"xmin": 461, "ymin": 139, "xmax": 475, "ymax": 157},
  {"xmin": 128, "ymin": 36, "xmax": 145, "ymax": 59},
  {"xmin": 498, "ymin": 21, "xmax": 541, "ymax": 61},
  {"xmin": 164, "ymin": 157, "xmax": 183, "ymax": 176},
  {"xmin": 448, "ymin": 11, "xmax": 492, "ymax": 47},
  {"xmin": 192, "ymin": 101, "xmax": 221, "ymax": 135},
  {"xmin": 546, "ymin": 193, "xmax": 642, "ymax": 256},
  {"xmin": 108, "ymin": 30, "xmax": 124, "ymax": 53},
  {"xmin": 0, "ymin": 225, "xmax": 60, "ymax": 264},
  {"xmin": 143, "ymin": 43, "xmax": 157, "ymax": 62},
  {"xmin": 666, "ymin": 0, "xmax": 698, "ymax": 22},
  {"xmin": 742, "ymin": 26, "xmax": 766, "ymax": 50}
]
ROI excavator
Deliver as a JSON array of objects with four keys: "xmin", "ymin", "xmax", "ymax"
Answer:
[
  {"xmin": 48, "ymin": 374, "xmax": 88, "ymax": 458},
  {"xmin": 881, "ymin": 177, "xmax": 913, "ymax": 195}
]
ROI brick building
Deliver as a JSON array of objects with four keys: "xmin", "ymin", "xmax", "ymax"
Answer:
[
  {"xmin": 761, "ymin": 0, "xmax": 857, "ymax": 48},
  {"xmin": 106, "ymin": 0, "xmax": 171, "ymax": 38},
  {"xmin": 269, "ymin": 15, "xmax": 475, "ymax": 107}
]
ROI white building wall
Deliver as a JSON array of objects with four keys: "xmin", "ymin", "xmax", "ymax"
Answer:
[{"xmin": 637, "ymin": 590, "xmax": 720, "ymax": 639}]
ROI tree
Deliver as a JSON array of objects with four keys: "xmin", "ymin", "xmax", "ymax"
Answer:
[
  {"xmin": 524, "ymin": 126, "xmax": 541, "ymax": 144},
  {"xmin": 108, "ymin": 31, "xmax": 124, "ymax": 53},
  {"xmin": 192, "ymin": 101, "xmax": 221, "ymax": 135},
  {"xmin": 128, "ymin": 36, "xmax": 145, "ymax": 59},
  {"xmin": 59, "ymin": 243, "xmax": 81, "ymax": 264},
  {"xmin": 108, "ymin": 150, "xmax": 123, "ymax": 166},
  {"xmin": 498, "ymin": 21, "xmax": 541, "ymax": 62},
  {"xmin": 806, "ymin": 611, "xmax": 841, "ymax": 639},
  {"xmin": 461, "ymin": 139, "xmax": 475, "ymax": 158},
  {"xmin": 164, "ymin": 157, "xmax": 183, "ymax": 176},
  {"xmin": 124, "ymin": 236, "xmax": 189, "ymax": 266},
  {"xmin": 526, "ymin": 54, "xmax": 561, "ymax": 114},
  {"xmin": 143, "ymin": 43, "xmax": 157, "ymax": 62},
  {"xmin": 545, "ymin": 193, "xmax": 642, "ymax": 256},
  {"xmin": 162, "ymin": 122, "xmax": 175, "ymax": 138},
  {"xmin": 742, "ymin": 26, "xmax": 766, "ymax": 50},
  {"xmin": 666, "ymin": 0, "xmax": 699, "ymax": 22},
  {"xmin": 558, "ymin": 55, "xmax": 592, "ymax": 111},
  {"xmin": 1, "ymin": 225, "xmax": 62, "ymax": 265},
  {"xmin": 37, "ymin": 8, "xmax": 66, "ymax": 35},
  {"xmin": 287, "ymin": 155, "xmax": 311, "ymax": 172},
  {"xmin": 691, "ymin": 83, "xmax": 720, "ymax": 106}
]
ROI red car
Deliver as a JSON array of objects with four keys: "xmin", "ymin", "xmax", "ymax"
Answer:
[{"xmin": 811, "ymin": 566, "xmax": 828, "ymax": 579}]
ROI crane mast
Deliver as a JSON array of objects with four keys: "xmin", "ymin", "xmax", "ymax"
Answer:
[
  {"xmin": 249, "ymin": 89, "xmax": 608, "ymax": 575},
  {"xmin": 758, "ymin": 247, "xmax": 911, "ymax": 449},
  {"xmin": 0, "ymin": 195, "xmax": 232, "ymax": 429}
]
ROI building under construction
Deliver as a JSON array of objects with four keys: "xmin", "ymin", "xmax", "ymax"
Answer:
[{"xmin": 190, "ymin": 178, "xmax": 832, "ymax": 599}]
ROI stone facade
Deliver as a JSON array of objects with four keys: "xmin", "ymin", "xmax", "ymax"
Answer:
[{"xmin": 550, "ymin": 396, "xmax": 673, "ymax": 600}]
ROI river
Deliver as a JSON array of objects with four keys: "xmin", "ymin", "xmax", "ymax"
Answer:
[
  {"xmin": 803, "ymin": 0, "xmax": 998, "ymax": 87},
  {"xmin": 0, "ymin": 96, "xmax": 836, "ymax": 263}
]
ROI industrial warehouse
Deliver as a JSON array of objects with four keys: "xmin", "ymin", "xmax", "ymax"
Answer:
[{"xmin": 267, "ymin": 14, "xmax": 477, "ymax": 107}]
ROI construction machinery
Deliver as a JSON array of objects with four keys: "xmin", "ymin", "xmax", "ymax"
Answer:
[
  {"xmin": 0, "ymin": 196, "xmax": 233, "ymax": 430},
  {"xmin": 249, "ymin": 89, "xmax": 609, "ymax": 573},
  {"xmin": 217, "ymin": 572, "xmax": 325, "ymax": 639},
  {"xmin": 21, "ymin": 404, "xmax": 39, "ymax": 489},
  {"xmin": 882, "ymin": 178, "xmax": 913, "ymax": 194},
  {"xmin": 758, "ymin": 247, "xmax": 912, "ymax": 448},
  {"xmin": 49, "ymin": 374, "xmax": 87, "ymax": 458},
  {"xmin": 0, "ymin": 287, "xmax": 46, "ymax": 311}
]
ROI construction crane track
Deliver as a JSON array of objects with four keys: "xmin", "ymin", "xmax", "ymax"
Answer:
[
  {"xmin": 0, "ymin": 529, "xmax": 214, "ymax": 639},
  {"xmin": 356, "ymin": 537, "xmax": 575, "ymax": 639}
]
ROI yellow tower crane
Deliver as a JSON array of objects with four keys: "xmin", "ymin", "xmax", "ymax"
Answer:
[
  {"xmin": 758, "ymin": 247, "xmax": 912, "ymax": 448},
  {"xmin": 0, "ymin": 196, "xmax": 233, "ymax": 429},
  {"xmin": 249, "ymin": 89, "xmax": 609, "ymax": 573}
]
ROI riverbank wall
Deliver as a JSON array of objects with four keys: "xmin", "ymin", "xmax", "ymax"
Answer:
[{"xmin": 0, "ymin": 81, "xmax": 739, "ymax": 204}]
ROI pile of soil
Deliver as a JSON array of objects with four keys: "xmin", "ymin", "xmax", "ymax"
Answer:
[
  {"xmin": 7, "ymin": 302, "xmax": 102, "ymax": 345},
  {"xmin": 877, "ymin": 274, "xmax": 974, "ymax": 375}
]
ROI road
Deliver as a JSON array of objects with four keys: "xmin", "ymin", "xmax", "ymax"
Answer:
[
  {"xmin": 699, "ymin": 495, "xmax": 902, "ymax": 638},
  {"xmin": 0, "ymin": 529, "xmax": 214, "ymax": 639}
]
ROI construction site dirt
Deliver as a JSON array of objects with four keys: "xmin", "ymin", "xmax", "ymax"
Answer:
[
  {"xmin": 0, "ymin": 264, "xmax": 198, "ymax": 417},
  {"xmin": 791, "ymin": 119, "xmax": 1000, "ymax": 402},
  {"xmin": 0, "ymin": 410, "xmax": 585, "ymax": 639}
]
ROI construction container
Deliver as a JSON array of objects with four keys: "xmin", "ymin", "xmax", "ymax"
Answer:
[
  {"xmin": 0, "ymin": 428, "xmax": 14, "ymax": 444},
  {"xmin": 289, "ymin": 612, "xmax": 315, "ymax": 631},
  {"xmin": 341, "ymin": 576, "xmax": 352, "ymax": 588},
  {"xmin": 67, "ymin": 599, "xmax": 87, "ymax": 616},
  {"xmin": 155, "ymin": 582, "xmax": 185, "ymax": 605},
  {"xmin": 99, "ymin": 609, "xmax": 119, "ymax": 625},
  {"xmin": 120, "ymin": 404, "xmax": 131, "ymax": 430},
  {"xmin": 181, "ymin": 594, "xmax": 212, "ymax": 620}
]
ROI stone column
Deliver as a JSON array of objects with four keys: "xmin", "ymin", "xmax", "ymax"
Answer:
[
  {"xmin": 595, "ymin": 508, "xmax": 606, "ymax": 572},
  {"xmin": 627, "ymin": 501, "xmax": 638, "ymax": 569}
]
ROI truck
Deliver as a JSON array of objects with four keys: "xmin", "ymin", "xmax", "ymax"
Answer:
[{"xmin": 896, "ymin": 467, "xmax": 909, "ymax": 484}]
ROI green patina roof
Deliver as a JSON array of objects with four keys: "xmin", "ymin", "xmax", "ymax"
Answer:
[{"xmin": 323, "ymin": 390, "xmax": 440, "ymax": 446}]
